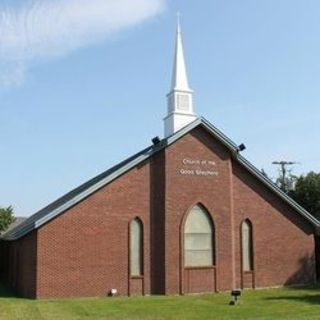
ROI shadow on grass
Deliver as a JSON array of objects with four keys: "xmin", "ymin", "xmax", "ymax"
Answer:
[
  {"xmin": 265, "ymin": 295, "xmax": 320, "ymax": 305},
  {"xmin": 264, "ymin": 286, "xmax": 320, "ymax": 305},
  {"xmin": 286, "ymin": 285, "xmax": 320, "ymax": 291}
]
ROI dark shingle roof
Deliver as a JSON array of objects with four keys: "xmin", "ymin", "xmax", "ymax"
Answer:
[
  {"xmin": 2, "ymin": 117, "xmax": 319, "ymax": 240},
  {"xmin": 2, "ymin": 145, "xmax": 153, "ymax": 240},
  {"xmin": 5, "ymin": 217, "xmax": 27, "ymax": 233}
]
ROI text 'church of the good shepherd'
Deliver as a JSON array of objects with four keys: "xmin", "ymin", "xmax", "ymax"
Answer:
[{"xmin": 1, "ymin": 18, "xmax": 320, "ymax": 299}]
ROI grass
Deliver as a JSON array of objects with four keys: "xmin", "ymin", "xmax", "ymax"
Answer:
[{"xmin": 1, "ymin": 284, "xmax": 320, "ymax": 320}]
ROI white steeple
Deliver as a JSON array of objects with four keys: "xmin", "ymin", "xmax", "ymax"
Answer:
[{"xmin": 164, "ymin": 13, "xmax": 197, "ymax": 138}]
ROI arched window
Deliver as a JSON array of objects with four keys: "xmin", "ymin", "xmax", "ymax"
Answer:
[
  {"xmin": 130, "ymin": 218, "xmax": 143, "ymax": 276},
  {"xmin": 184, "ymin": 205, "xmax": 214, "ymax": 267},
  {"xmin": 241, "ymin": 220, "xmax": 253, "ymax": 272}
]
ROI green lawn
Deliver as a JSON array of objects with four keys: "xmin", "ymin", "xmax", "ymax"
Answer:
[{"xmin": 1, "ymin": 284, "xmax": 320, "ymax": 320}]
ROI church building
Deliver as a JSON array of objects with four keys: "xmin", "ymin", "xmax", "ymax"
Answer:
[{"xmin": 1, "ymin": 19, "xmax": 319, "ymax": 299}]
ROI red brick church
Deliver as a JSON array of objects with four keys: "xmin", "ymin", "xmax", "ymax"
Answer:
[{"xmin": 1, "ymin": 20, "xmax": 319, "ymax": 299}]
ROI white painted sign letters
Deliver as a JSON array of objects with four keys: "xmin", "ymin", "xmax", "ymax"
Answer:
[{"xmin": 179, "ymin": 158, "xmax": 218, "ymax": 177}]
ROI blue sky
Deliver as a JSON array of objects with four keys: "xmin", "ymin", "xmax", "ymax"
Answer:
[{"xmin": 1, "ymin": 0, "xmax": 319, "ymax": 216}]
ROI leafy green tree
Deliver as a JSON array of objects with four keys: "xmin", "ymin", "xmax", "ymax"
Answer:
[
  {"xmin": 289, "ymin": 172, "xmax": 320, "ymax": 220},
  {"xmin": 0, "ymin": 206, "xmax": 16, "ymax": 233}
]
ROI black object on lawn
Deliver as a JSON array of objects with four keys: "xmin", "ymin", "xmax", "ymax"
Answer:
[{"xmin": 229, "ymin": 289, "xmax": 242, "ymax": 305}]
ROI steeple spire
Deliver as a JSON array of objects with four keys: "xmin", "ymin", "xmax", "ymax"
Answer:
[
  {"xmin": 170, "ymin": 12, "xmax": 191, "ymax": 91},
  {"xmin": 164, "ymin": 13, "xmax": 197, "ymax": 138}
]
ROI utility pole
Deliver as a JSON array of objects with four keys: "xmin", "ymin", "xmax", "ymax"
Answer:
[{"xmin": 272, "ymin": 161, "xmax": 297, "ymax": 193}]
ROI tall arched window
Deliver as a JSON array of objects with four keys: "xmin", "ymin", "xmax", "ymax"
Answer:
[
  {"xmin": 241, "ymin": 220, "xmax": 253, "ymax": 272},
  {"xmin": 130, "ymin": 218, "xmax": 143, "ymax": 276},
  {"xmin": 184, "ymin": 205, "xmax": 214, "ymax": 267}
]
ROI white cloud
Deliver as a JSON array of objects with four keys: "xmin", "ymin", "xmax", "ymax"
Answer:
[{"xmin": 0, "ymin": 0, "xmax": 165, "ymax": 87}]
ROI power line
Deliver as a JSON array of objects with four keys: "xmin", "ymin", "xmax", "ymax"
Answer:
[{"xmin": 272, "ymin": 161, "xmax": 298, "ymax": 192}]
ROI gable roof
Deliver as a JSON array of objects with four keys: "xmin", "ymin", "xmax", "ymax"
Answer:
[
  {"xmin": 2, "ymin": 117, "xmax": 319, "ymax": 240},
  {"xmin": 4, "ymin": 217, "xmax": 27, "ymax": 234}
]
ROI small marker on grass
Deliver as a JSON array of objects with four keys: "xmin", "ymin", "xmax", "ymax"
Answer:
[{"xmin": 229, "ymin": 289, "xmax": 242, "ymax": 305}]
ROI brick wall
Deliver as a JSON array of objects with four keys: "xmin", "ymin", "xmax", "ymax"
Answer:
[
  {"xmin": 150, "ymin": 151, "xmax": 166, "ymax": 294},
  {"xmin": 164, "ymin": 128, "xmax": 234, "ymax": 293},
  {"xmin": 3, "ymin": 232, "xmax": 37, "ymax": 298},
  {"xmin": 233, "ymin": 160, "xmax": 315, "ymax": 288},
  {"xmin": 3, "ymin": 126, "xmax": 317, "ymax": 298},
  {"xmin": 36, "ymin": 161, "xmax": 151, "ymax": 298}
]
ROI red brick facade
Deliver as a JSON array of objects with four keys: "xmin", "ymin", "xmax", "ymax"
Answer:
[{"xmin": 1, "ymin": 126, "xmax": 316, "ymax": 298}]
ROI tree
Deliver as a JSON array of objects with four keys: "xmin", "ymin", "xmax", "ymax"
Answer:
[
  {"xmin": 289, "ymin": 172, "xmax": 320, "ymax": 220},
  {"xmin": 0, "ymin": 206, "xmax": 16, "ymax": 234}
]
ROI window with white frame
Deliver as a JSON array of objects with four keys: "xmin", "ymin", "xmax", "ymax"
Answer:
[{"xmin": 184, "ymin": 205, "xmax": 214, "ymax": 267}]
